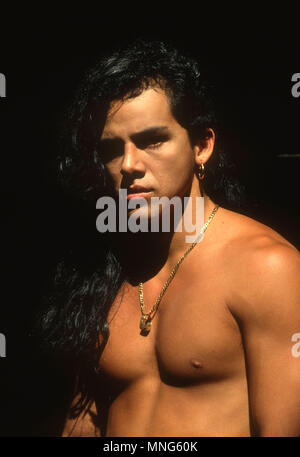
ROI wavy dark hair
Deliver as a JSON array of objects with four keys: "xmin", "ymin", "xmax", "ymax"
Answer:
[{"xmin": 37, "ymin": 39, "xmax": 245, "ymax": 421}]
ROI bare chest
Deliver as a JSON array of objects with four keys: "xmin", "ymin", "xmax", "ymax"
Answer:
[{"xmin": 98, "ymin": 268, "xmax": 245, "ymax": 387}]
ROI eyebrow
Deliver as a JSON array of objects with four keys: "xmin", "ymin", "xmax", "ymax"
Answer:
[{"xmin": 100, "ymin": 126, "xmax": 170, "ymax": 143}]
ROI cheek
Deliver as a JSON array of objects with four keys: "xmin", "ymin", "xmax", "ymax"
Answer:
[
  {"xmin": 173, "ymin": 137, "xmax": 194, "ymax": 167},
  {"xmin": 155, "ymin": 153, "xmax": 195, "ymax": 195},
  {"xmin": 161, "ymin": 142, "xmax": 195, "ymax": 178}
]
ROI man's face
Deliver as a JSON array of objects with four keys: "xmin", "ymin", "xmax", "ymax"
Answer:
[{"xmin": 99, "ymin": 87, "xmax": 199, "ymax": 212}]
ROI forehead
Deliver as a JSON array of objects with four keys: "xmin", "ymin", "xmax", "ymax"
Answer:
[{"xmin": 101, "ymin": 87, "xmax": 177, "ymax": 139}]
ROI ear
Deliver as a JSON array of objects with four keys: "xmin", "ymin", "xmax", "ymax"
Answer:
[{"xmin": 193, "ymin": 128, "xmax": 215, "ymax": 167}]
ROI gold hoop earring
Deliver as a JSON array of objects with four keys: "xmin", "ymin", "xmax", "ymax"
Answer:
[{"xmin": 198, "ymin": 163, "xmax": 205, "ymax": 180}]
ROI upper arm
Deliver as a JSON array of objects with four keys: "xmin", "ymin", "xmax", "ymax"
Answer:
[{"xmin": 230, "ymin": 242, "xmax": 300, "ymax": 436}]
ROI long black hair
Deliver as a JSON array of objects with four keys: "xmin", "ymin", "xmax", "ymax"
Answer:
[{"xmin": 37, "ymin": 39, "xmax": 245, "ymax": 418}]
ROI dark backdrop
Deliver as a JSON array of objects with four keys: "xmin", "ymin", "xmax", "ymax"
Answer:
[{"xmin": 0, "ymin": 6, "xmax": 299, "ymax": 436}]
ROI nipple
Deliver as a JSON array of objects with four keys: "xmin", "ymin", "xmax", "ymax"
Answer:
[{"xmin": 190, "ymin": 359, "xmax": 203, "ymax": 369}]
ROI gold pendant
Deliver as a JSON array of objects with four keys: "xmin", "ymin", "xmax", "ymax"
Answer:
[{"xmin": 140, "ymin": 314, "xmax": 152, "ymax": 335}]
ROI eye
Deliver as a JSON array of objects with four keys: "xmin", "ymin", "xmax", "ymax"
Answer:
[
  {"xmin": 137, "ymin": 136, "xmax": 167, "ymax": 150},
  {"xmin": 147, "ymin": 141, "xmax": 163, "ymax": 149}
]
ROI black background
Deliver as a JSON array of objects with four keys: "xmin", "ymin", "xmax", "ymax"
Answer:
[{"xmin": 0, "ymin": 5, "xmax": 300, "ymax": 436}]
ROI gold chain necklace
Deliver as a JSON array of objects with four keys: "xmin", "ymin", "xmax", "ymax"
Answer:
[{"xmin": 138, "ymin": 204, "xmax": 219, "ymax": 335}]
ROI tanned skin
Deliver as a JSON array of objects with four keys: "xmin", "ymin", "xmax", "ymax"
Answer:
[{"xmin": 62, "ymin": 88, "xmax": 300, "ymax": 437}]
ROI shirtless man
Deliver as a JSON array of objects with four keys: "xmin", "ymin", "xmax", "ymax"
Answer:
[{"xmin": 53, "ymin": 40, "xmax": 300, "ymax": 437}]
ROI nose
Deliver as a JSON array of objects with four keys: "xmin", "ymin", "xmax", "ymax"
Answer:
[{"xmin": 121, "ymin": 142, "xmax": 146, "ymax": 176}]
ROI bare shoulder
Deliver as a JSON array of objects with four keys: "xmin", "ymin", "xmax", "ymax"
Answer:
[
  {"xmin": 216, "ymin": 207, "xmax": 300, "ymax": 318},
  {"xmin": 217, "ymin": 206, "xmax": 299, "ymax": 258}
]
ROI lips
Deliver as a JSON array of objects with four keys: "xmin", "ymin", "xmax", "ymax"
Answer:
[{"xmin": 127, "ymin": 186, "xmax": 153, "ymax": 199}]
